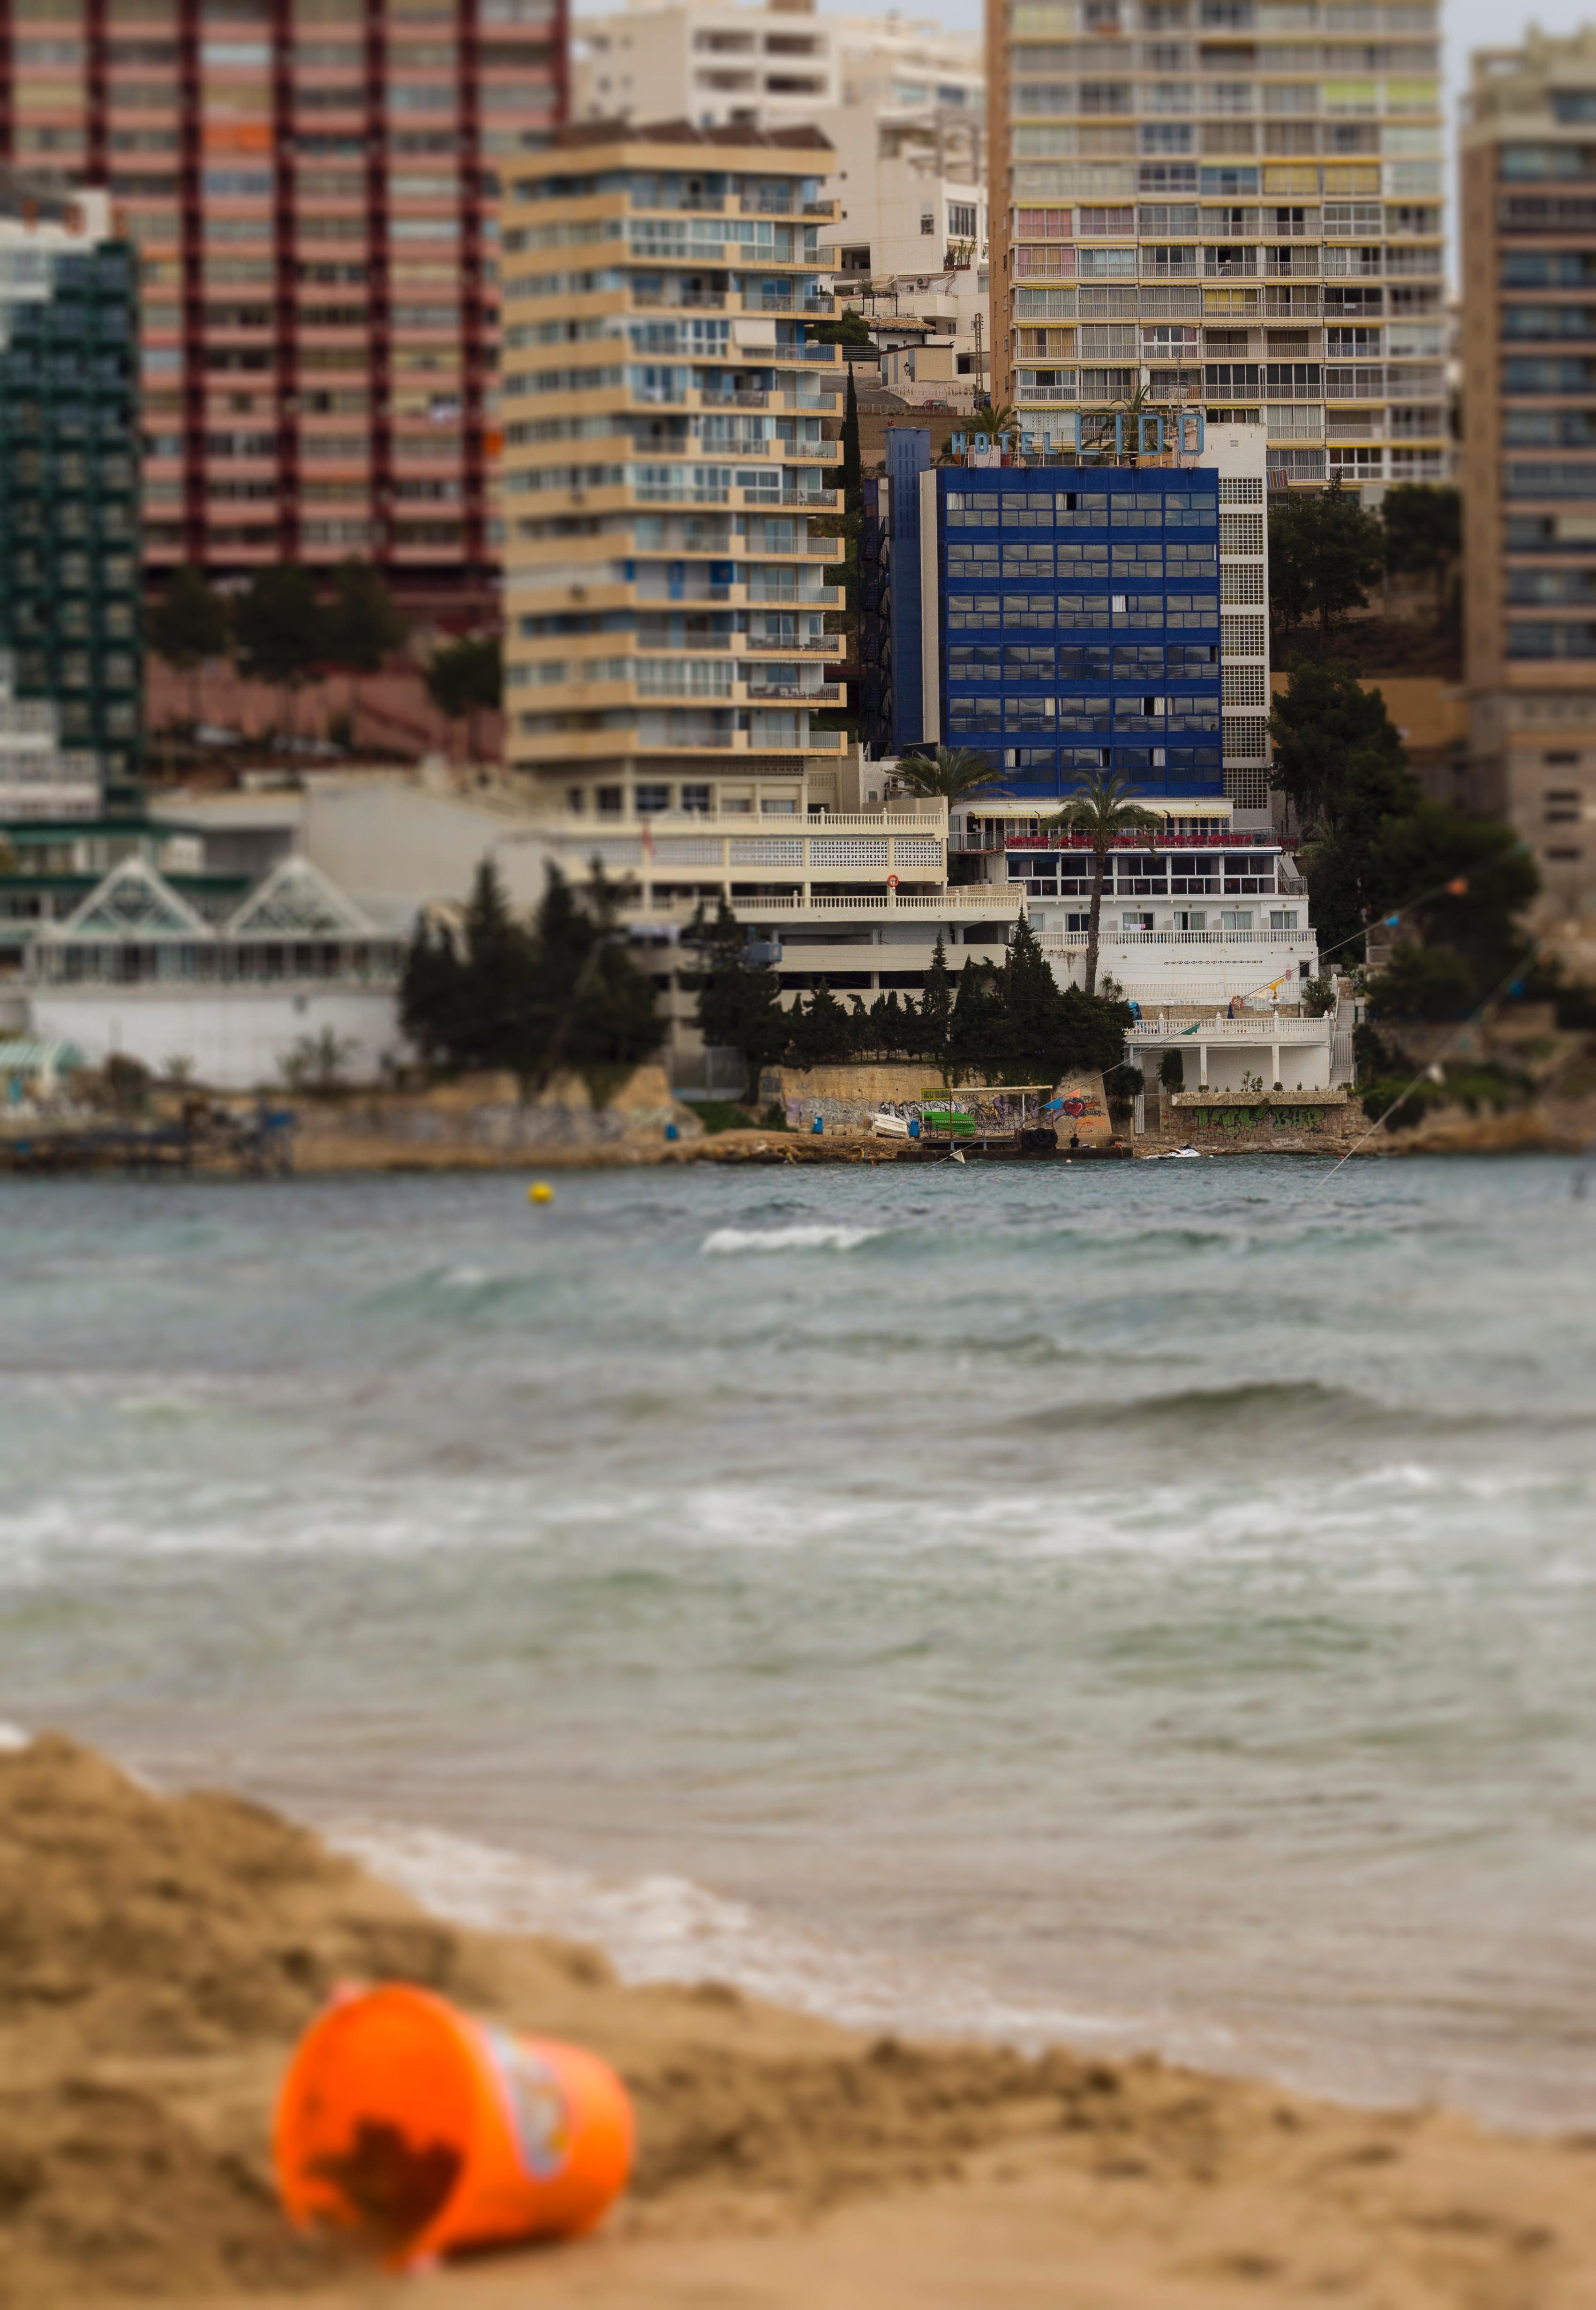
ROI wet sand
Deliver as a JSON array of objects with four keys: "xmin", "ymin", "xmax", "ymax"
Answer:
[{"xmin": 6, "ymin": 1736, "xmax": 1595, "ymax": 2310}]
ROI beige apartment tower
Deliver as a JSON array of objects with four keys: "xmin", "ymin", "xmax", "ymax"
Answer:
[
  {"xmin": 989, "ymin": 0, "xmax": 1446, "ymax": 493},
  {"xmin": 499, "ymin": 119, "xmax": 849, "ymax": 822},
  {"xmin": 1463, "ymin": 30, "xmax": 1596, "ymax": 928}
]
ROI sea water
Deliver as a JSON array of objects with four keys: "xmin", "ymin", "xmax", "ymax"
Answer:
[{"xmin": 1, "ymin": 1157, "xmax": 1594, "ymax": 2129}]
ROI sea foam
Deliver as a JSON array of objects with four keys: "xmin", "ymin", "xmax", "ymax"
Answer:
[{"xmin": 700, "ymin": 1223, "xmax": 880, "ymax": 1255}]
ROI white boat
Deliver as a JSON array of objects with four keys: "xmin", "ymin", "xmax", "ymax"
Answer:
[
  {"xmin": 1145, "ymin": 1144, "xmax": 1207, "ymax": 1160},
  {"xmin": 870, "ymin": 1111, "xmax": 911, "ymax": 1140}
]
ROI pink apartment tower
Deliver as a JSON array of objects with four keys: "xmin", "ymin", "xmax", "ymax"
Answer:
[{"xmin": 0, "ymin": 0, "xmax": 566, "ymax": 619}]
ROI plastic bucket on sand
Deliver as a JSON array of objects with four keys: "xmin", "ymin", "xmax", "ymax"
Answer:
[{"xmin": 273, "ymin": 1982, "xmax": 633, "ymax": 2268}]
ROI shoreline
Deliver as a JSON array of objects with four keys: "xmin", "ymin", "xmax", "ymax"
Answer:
[{"xmin": 7, "ymin": 1735, "xmax": 1595, "ymax": 2309}]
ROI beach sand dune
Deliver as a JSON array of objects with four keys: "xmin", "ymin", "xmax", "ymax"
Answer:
[{"xmin": 3, "ymin": 1735, "xmax": 1593, "ymax": 2309}]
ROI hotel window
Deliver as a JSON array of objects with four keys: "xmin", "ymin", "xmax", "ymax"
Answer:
[
  {"xmin": 1269, "ymin": 908, "xmax": 1299, "ymax": 929},
  {"xmin": 1220, "ymin": 908, "xmax": 1253, "ymax": 930}
]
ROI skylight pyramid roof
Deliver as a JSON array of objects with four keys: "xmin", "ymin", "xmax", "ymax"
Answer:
[
  {"xmin": 222, "ymin": 856, "xmax": 376, "ymax": 939},
  {"xmin": 59, "ymin": 856, "xmax": 216, "ymax": 941}
]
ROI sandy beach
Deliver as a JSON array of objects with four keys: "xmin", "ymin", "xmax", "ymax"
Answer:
[{"xmin": 7, "ymin": 1735, "xmax": 1595, "ymax": 2310}]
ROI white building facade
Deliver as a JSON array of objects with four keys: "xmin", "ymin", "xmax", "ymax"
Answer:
[{"xmin": 573, "ymin": 0, "xmax": 840, "ymax": 130}]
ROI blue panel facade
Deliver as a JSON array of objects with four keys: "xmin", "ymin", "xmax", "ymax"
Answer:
[{"xmin": 936, "ymin": 467, "xmax": 1221, "ymax": 805}]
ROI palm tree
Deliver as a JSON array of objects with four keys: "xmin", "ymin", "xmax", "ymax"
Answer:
[
  {"xmin": 1047, "ymin": 769, "xmax": 1165, "ymax": 996},
  {"xmin": 1109, "ymin": 380, "xmax": 1155, "ymax": 467},
  {"xmin": 897, "ymin": 744, "xmax": 1007, "ymax": 807},
  {"xmin": 971, "ymin": 400, "xmax": 1016, "ymax": 443}
]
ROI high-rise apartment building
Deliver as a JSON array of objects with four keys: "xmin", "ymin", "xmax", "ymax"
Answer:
[
  {"xmin": 0, "ymin": 180, "xmax": 142, "ymax": 812},
  {"xmin": 989, "ymin": 0, "xmax": 1447, "ymax": 495},
  {"xmin": 575, "ymin": 1, "xmax": 991, "ymax": 403},
  {"xmin": 0, "ymin": 0, "xmax": 565, "ymax": 616},
  {"xmin": 1463, "ymin": 29, "xmax": 1596, "ymax": 923},
  {"xmin": 500, "ymin": 118, "xmax": 851, "ymax": 820}
]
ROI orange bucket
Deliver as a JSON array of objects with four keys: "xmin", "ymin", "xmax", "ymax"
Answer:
[{"xmin": 273, "ymin": 1982, "xmax": 633, "ymax": 2267}]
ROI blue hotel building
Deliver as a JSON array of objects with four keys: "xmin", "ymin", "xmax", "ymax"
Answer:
[{"xmin": 861, "ymin": 434, "xmax": 1225, "ymax": 808}]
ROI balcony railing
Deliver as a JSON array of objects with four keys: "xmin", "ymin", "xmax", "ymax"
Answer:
[
  {"xmin": 1039, "ymin": 927, "xmax": 1313, "ymax": 949},
  {"xmin": 1127, "ymin": 1013, "xmax": 1330, "ymax": 1039},
  {"xmin": 743, "ymin": 681, "xmax": 841, "ymax": 702},
  {"xmin": 643, "ymin": 889, "xmax": 1021, "ymax": 918}
]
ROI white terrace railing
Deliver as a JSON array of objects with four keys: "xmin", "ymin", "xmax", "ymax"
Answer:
[
  {"xmin": 1038, "ymin": 928, "xmax": 1315, "ymax": 949},
  {"xmin": 1127, "ymin": 1016, "xmax": 1333, "ymax": 1043},
  {"xmin": 642, "ymin": 888, "xmax": 1025, "ymax": 918}
]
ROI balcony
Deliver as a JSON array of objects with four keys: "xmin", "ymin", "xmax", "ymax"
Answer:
[
  {"xmin": 632, "ymin": 888, "xmax": 1021, "ymax": 921},
  {"xmin": 629, "ymin": 288, "xmax": 726, "ymax": 311},
  {"xmin": 630, "ymin": 193, "xmax": 727, "ymax": 215},
  {"xmin": 741, "ymin": 290, "xmax": 835, "ymax": 315}
]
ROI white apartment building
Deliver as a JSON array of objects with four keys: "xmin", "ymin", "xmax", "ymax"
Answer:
[
  {"xmin": 992, "ymin": 0, "xmax": 1449, "ymax": 495},
  {"xmin": 821, "ymin": 15, "xmax": 989, "ymax": 398},
  {"xmin": 573, "ymin": 0, "xmax": 992, "ymax": 401},
  {"xmin": 574, "ymin": 0, "xmax": 841, "ymax": 130}
]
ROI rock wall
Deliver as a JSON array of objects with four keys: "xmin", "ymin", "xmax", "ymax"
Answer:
[
  {"xmin": 290, "ymin": 1064, "xmax": 702, "ymax": 1170},
  {"xmin": 1140, "ymin": 1091, "xmax": 1363, "ymax": 1153}
]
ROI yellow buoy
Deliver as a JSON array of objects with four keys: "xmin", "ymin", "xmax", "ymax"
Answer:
[{"xmin": 528, "ymin": 1181, "xmax": 554, "ymax": 1205}]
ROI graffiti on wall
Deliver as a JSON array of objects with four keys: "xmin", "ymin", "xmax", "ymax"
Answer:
[{"xmin": 1190, "ymin": 1105, "xmax": 1326, "ymax": 1132}]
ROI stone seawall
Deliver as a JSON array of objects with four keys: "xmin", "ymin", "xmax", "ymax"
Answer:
[
  {"xmin": 288, "ymin": 1065, "xmax": 702, "ymax": 1171},
  {"xmin": 1138, "ymin": 1090, "xmax": 1364, "ymax": 1155}
]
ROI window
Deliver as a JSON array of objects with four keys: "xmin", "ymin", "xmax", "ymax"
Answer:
[
  {"xmin": 681, "ymin": 782, "xmax": 712, "ymax": 814},
  {"xmin": 1220, "ymin": 908, "xmax": 1253, "ymax": 929},
  {"xmin": 1176, "ymin": 909, "xmax": 1206, "ymax": 929},
  {"xmin": 1270, "ymin": 908, "xmax": 1298, "ymax": 929},
  {"xmin": 920, "ymin": 211, "xmax": 936, "ymax": 234},
  {"xmin": 948, "ymin": 201, "xmax": 978, "ymax": 238},
  {"xmin": 1122, "ymin": 911, "xmax": 1154, "ymax": 929},
  {"xmin": 634, "ymin": 782, "xmax": 670, "ymax": 815},
  {"xmin": 597, "ymin": 785, "xmax": 624, "ymax": 816}
]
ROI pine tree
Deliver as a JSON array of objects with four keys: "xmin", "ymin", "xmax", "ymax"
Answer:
[
  {"xmin": 789, "ymin": 978, "xmax": 852, "ymax": 1066},
  {"xmin": 682, "ymin": 898, "xmax": 786, "ymax": 1102},
  {"xmin": 327, "ymin": 558, "xmax": 405, "ymax": 731},
  {"xmin": 949, "ymin": 958, "xmax": 1000, "ymax": 1081},
  {"xmin": 920, "ymin": 934, "xmax": 954, "ymax": 1078},
  {"xmin": 398, "ymin": 917, "xmax": 461, "ymax": 1065},
  {"xmin": 149, "ymin": 566, "xmax": 229, "ymax": 729},
  {"xmin": 997, "ymin": 917, "xmax": 1067, "ymax": 1080},
  {"xmin": 234, "ymin": 564, "xmax": 321, "ymax": 738}
]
